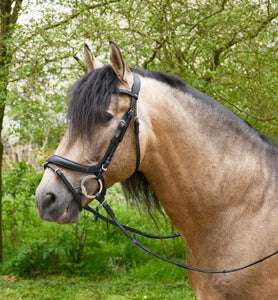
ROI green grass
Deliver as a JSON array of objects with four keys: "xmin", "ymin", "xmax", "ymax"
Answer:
[{"xmin": 0, "ymin": 275, "xmax": 196, "ymax": 300}]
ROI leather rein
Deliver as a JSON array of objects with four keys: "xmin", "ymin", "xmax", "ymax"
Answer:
[{"xmin": 44, "ymin": 72, "xmax": 278, "ymax": 274}]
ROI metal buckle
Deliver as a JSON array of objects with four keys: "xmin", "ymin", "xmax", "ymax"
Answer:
[{"xmin": 81, "ymin": 175, "xmax": 103, "ymax": 199}]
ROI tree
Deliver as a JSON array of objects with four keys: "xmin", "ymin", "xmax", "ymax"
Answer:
[
  {"xmin": 110, "ymin": 0, "xmax": 278, "ymax": 134},
  {"xmin": 0, "ymin": 0, "xmax": 23, "ymax": 263}
]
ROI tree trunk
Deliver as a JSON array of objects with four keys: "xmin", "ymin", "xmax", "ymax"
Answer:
[
  {"xmin": 0, "ymin": 138, "xmax": 3, "ymax": 263},
  {"xmin": 0, "ymin": 0, "xmax": 23, "ymax": 263},
  {"xmin": 0, "ymin": 79, "xmax": 7, "ymax": 263}
]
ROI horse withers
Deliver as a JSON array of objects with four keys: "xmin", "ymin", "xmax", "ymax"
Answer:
[{"xmin": 35, "ymin": 41, "xmax": 278, "ymax": 299}]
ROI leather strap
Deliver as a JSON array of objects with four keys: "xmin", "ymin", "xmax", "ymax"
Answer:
[
  {"xmin": 45, "ymin": 162, "xmax": 83, "ymax": 211},
  {"xmin": 114, "ymin": 72, "xmax": 141, "ymax": 171},
  {"xmin": 45, "ymin": 155, "xmax": 102, "ymax": 174}
]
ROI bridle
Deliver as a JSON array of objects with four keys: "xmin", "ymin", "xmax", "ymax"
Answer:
[
  {"xmin": 45, "ymin": 73, "xmax": 141, "ymax": 211},
  {"xmin": 44, "ymin": 72, "xmax": 278, "ymax": 274}
]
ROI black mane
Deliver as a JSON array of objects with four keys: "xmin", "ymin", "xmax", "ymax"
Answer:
[
  {"xmin": 68, "ymin": 65, "xmax": 277, "ymax": 211},
  {"xmin": 68, "ymin": 65, "xmax": 120, "ymax": 143}
]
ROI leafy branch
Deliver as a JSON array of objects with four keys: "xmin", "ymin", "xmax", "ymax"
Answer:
[{"xmin": 218, "ymin": 94, "xmax": 278, "ymax": 123}]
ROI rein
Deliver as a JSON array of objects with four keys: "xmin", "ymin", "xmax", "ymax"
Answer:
[{"xmin": 44, "ymin": 72, "xmax": 278, "ymax": 274}]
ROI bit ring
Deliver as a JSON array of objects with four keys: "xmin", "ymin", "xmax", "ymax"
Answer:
[{"xmin": 81, "ymin": 175, "xmax": 103, "ymax": 199}]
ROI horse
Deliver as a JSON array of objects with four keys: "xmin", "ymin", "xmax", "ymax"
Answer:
[{"xmin": 35, "ymin": 41, "xmax": 278, "ymax": 299}]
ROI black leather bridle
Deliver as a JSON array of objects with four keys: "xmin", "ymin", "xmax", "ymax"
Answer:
[
  {"xmin": 44, "ymin": 72, "xmax": 278, "ymax": 274},
  {"xmin": 45, "ymin": 73, "xmax": 141, "ymax": 211}
]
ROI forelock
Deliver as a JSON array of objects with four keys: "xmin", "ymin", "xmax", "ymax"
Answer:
[{"xmin": 67, "ymin": 65, "xmax": 120, "ymax": 143}]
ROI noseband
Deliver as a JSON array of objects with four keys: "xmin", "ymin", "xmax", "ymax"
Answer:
[{"xmin": 44, "ymin": 72, "xmax": 278, "ymax": 275}]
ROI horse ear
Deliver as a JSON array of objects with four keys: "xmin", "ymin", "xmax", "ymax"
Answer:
[
  {"xmin": 109, "ymin": 41, "xmax": 132, "ymax": 85},
  {"xmin": 84, "ymin": 44, "xmax": 103, "ymax": 72}
]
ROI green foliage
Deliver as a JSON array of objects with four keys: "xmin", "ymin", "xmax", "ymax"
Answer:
[
  {"xmin": 4, "ymin": 240, "xmax": 58, "ymax": 276},
  {"xmin": 2, "ymin": 160, "xmax": 42, "ymax": 244},
  {"xmin": 3, "ymin": 160, "xmax": 41, "ymax": 199}
]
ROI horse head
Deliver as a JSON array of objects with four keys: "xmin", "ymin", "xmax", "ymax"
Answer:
[{"xmin": 35, "ymin": 42, "xmax": 148, "ymax": 223}]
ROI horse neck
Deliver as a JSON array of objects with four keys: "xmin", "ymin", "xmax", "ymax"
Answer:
[{"xmin": 139, "ymin": 78, "xmax": 278, "ymax": 244}]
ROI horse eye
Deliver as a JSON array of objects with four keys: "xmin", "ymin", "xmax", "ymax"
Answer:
[{"xmin": 103, "ymin": 112, "xmax": 113, "ymax": 124}]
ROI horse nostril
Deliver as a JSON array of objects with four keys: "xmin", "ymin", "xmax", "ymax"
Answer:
[{"xmin": 42, "ymin": 193, "xmax": 56, "ymax": 211}]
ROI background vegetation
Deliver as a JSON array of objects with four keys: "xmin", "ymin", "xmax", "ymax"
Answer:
[{"xmin": 0, "ymin": 0, "xmax": 277, "ymax": 298}]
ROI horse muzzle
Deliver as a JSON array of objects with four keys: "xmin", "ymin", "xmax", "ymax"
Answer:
[
  {"xmin": 35, "ymin": 183, "xmax": 81, "ymax": 224},
  {"xmin": 35, "ymin": 161, "xmax": 105, "ymax": 224}
]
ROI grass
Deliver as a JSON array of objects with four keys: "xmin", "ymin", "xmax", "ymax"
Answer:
[{"xmin": 0, "ymin": 274, "xmax": 196, "ymax": 300}]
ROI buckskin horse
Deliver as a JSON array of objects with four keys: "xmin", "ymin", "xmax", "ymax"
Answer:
[{"xmin": 35, "ymin": 41, "xmax": 278, "ymax": 299}]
